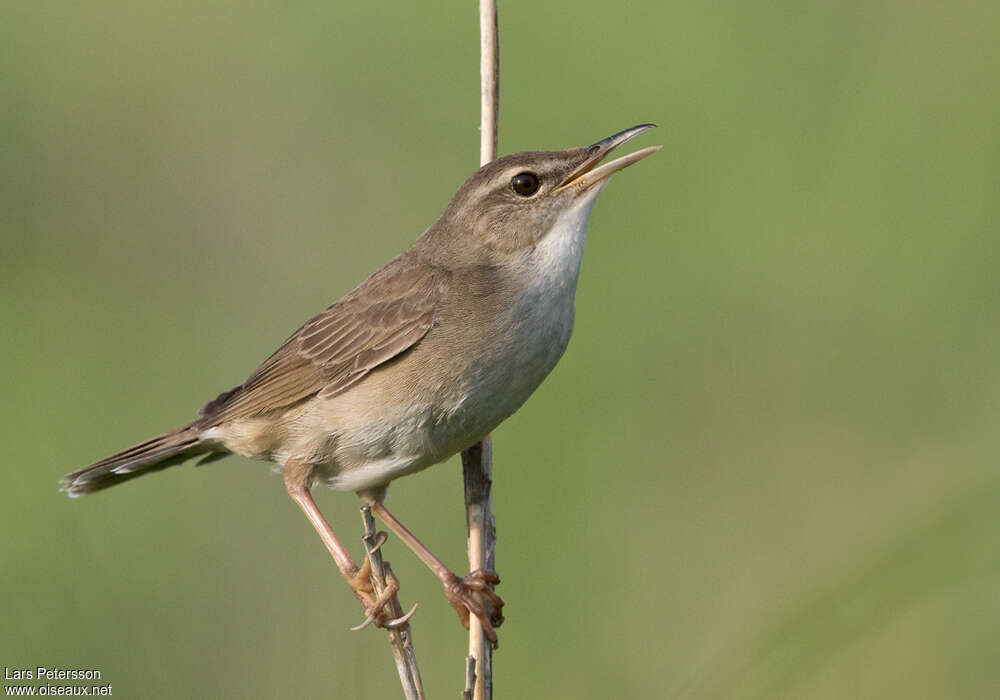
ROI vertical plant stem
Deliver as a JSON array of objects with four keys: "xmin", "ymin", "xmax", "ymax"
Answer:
[
  {"xmin": 462, "ymin": 439, "xmax": 496, "ymax": 700},
  {"xmin": 479, "ymin": 0, "xmax": 499, "ymax": 165},
  {"xmin": 359, "ymin": 505, "xmax": 425, "ymax": 700},
  {"xmin": 464, "ymin": 2, "xmax": 498, "ymax": 698},
  {"xmin": 461, "ymin": 655, "xmax": 477, "ymax": 700}
]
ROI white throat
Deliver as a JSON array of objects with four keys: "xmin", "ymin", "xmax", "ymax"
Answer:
[{"xmin": 529, "ymin": 184, "xmax": 605, "ymax": 292}]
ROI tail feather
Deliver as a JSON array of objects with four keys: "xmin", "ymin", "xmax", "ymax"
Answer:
[{"xmin": 61, "ymin": 424, "xmax": 217, "ymax": 497}]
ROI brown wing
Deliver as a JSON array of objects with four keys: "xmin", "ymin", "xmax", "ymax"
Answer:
[{"xmin": 199, "ymin": 257, "xmax": 448, "ymax": 425}]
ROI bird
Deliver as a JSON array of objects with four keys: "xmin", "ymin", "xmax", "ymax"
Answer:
[{"xmin": 62, "ymin": 124, "xmax": 660, "ymax": 643}]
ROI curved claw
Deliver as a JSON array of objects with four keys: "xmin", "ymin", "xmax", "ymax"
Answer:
[
  {"xmin": 349, "ymin": 569, "xmax": 400, "ymax": 632},
  {"xmin": 365, "ymin": 530, "xmax": 389, "ymax": 554},
  {"xmin": 350, "ymin": 613, "xmax": 377, "ymax": 632},
  {"xmin": 351, "ymin": 599, "xmax": 416, "ymax": 632},
  {"xmin": 351, "ymin": 611, "xmax": 378, "ymax": 632},
  {"xmin": 386, "ymin": 602, "xmax": 419, "ymax": 628}
]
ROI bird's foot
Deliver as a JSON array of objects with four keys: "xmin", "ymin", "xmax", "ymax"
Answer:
[
  {"xmin": 348, "ymin": 550, "xmax": 418, "ymax": 632},
  {"xmin": 443, "ymin": 569, "xmax": 504, "ymax": 646}
]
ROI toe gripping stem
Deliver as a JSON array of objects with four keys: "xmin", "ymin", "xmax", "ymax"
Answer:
[{"xmin": 351, "ymin": 512, "xmax": 419, "ymax": 632}]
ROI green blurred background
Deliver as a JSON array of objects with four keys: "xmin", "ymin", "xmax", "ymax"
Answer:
[{"xmin": 3, "ymin": 1, "xmax": 999, "ymax": 698}]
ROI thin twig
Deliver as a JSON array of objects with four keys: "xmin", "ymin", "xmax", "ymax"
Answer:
[
  {"xmin": 461, "ymin": 4, "xmax": 500, "ymax": 699},
  {"xmin": 359, "ymin": 505, "xmax": 425, "ymax": 700},
  {"xmin": 462, "ymin": 436, "xmax": 496, "ymax": 700},
  {"xmin": 461, "ymin": 655, "xmax": 477, "ymax": 700},
  {"xmin": 479, "ymin": 0, "xmax": 499, "ymax": 165}
]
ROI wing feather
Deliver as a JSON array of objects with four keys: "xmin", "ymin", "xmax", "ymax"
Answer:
[{"xmin": 199, "ymin": 260, "xmax": 447, "ymax": 424}]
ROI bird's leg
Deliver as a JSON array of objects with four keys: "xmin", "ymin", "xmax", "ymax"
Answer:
[
  {"xmin": 283, "ymin": 460, "xmax": 395, "ymax": 627},
  {"xmin": 369, "ymin": 500, "xmax": 504, "ymax": 644}
]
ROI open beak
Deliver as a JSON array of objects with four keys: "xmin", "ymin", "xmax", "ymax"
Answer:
[{"xmin": 555, "ymin": 123, "xmax": 661, "ymax": 192}]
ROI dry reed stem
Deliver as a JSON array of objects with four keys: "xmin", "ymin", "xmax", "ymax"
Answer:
[
  {"xmin": 359, "ymin": 505, "xmax": 425, "ymax": 700},
  {"xmin": 461, "ymin": 3, "xmax": 500, "ymax": 699}
]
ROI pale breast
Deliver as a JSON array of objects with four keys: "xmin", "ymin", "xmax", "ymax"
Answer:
[
  {"xmin": 305, "ymin": 189, "xmax": 603, "ymax": 492},
  {"xmin": 428, "ymin": 188, "xmax": 601, "ymax": 448}
]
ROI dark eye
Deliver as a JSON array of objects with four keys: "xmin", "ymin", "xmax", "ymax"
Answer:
[{"xmin": 511, "ymin": 172, "xmax": 540, "ymax": 197}]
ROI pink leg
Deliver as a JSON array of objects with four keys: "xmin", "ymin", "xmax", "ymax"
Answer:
[
  {"xmin": 370, "ymin": 501, "xmax": 504, "ymax": 643},
  {"xmin": 283, "ymin": 461, "xmax": 385, "ymax": 617}
]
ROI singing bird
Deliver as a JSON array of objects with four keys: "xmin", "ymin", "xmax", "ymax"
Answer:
[{"xmin": 63, "ymin": 124, "xmax": 660, "ymax": 643}]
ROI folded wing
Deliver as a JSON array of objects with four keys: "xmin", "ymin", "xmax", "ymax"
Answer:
[{"xmin": 199, "ymin": 258, "xmax": 449, "ymax": 425}]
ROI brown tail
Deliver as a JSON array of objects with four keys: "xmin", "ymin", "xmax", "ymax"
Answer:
[{"xmin": 61, "ymin": 423, "xmax": 218, "ymax": 497}]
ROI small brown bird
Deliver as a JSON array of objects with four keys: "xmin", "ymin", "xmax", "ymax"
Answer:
[{"xmin": 62, "ymin": 124, "xmax": 660, "ymax": 642}]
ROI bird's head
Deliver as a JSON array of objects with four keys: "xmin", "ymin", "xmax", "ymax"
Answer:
[{"xmin": 433, "ymin": 124, "xmax": 660, "ymax": 258}]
